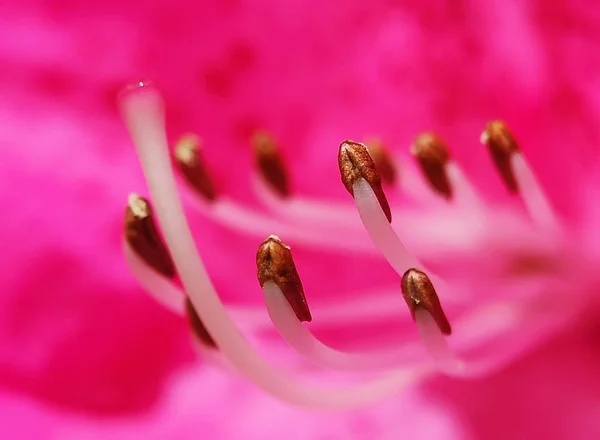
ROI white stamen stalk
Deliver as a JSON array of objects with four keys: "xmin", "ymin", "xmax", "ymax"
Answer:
[
  {"xmin": 351, "ymin": 179, "xmax": 457, "ymax": 303},
  {"xmin": 252, "ymin": 175, "xmax": 362, "ymax": 227},
  {"xmin": 445, "ymin": 161, "xmax": 484, "ymax": 210},
  {"xmin": 185, "ymin": 193, "xmax": 377, "ymax": 255},
  {"xmin": 414, "ymin": 308, "xmax": 466, "ymax": 376},
  {"xmin": 480, "ymin": 120, "xmax": 559, "ymax": 231},
  {"xmin": 394, "ymin": 158, "xmax": 443, "ymax": 206},
  {"xmin": 125, "ymin": 242, "xmax": 278, "ymax": 329},
  {"xmin": 119, "ymin": 83, "xmax": 425, "ymax": 408},
  {"xmin": 511, "ymin": 153, "xmax": 560, "ymax": 232},
  {"xmin": 254, "ymin": 173, "xmax": 441, "ymax": 243},
  {"xmin": 190, "ymin": 336, "xmax": 232, "ymax": 369},
  {"xmin": 263, "ymin": 281, "xmax": 422, "ymax": 371},
  {"xmin": 352, "ymin": 178, "xmax": 420, "ymax": 273},
  {"xmin": 124, "ymin": 241, "xmax": 185, "ymax": 315}
]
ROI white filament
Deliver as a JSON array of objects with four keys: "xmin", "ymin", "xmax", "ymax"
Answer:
[
  {"xmin": 414, "ymin": 309, "xmax": 466, "ymax": 376},
  {"xmin": 352, "ymin": 178, "xmax": 420, "ymax": 274},
  {"xmin": 445, "ymin": 161, "xmax": 484, "ymax": 211},
  {"xmin": 263, "ymin": 281, "xmax": 422, "ymax": 371},
  {"xmin": 252, "ymin": 175, "xmax": 362, "ymax": 228},
  {"xmin": 123, "ymin": 241, "xmax": 185, "ymax": 315},
  {"xmin": 511, "ymin": 153, "xmax": 560, "ymax": 232},
  {"xmin": 186, "ymin": 194, "xmax": 377, "ymax": 254}
]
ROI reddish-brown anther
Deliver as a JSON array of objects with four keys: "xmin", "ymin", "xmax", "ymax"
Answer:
[
  {"xmin": 253, "ymin": 131, "xmax": 290, "ymax": 197},
  {"xmin": 124, "ymin": 194, "xmax": 176, "ymax": 278},
  {"xmin": 174, "ymin": 134, "xmax": 218, "ymax": 201},
  {"xmin": 365, "ymin": 137, "xmax": 398, "ymax": 186},
  {"xmin": 256, "ymin": 235, "xmax": 312, "ymax": 322},
  {"xmin": 411, "ymin": 133, "xmax": 452, "ymax": 200},
  {"xmin": 185, "ymin": 297, "xmax": 217, "ymax": 348},
  {"xmin": 401, "ymin": 268, "xmax": 451, "ymax": 335},
  {"xmin": 481, "ymin": 120, "xmax": 520, "ymax": 193},
  {"xmin": 338, "ymin": 140, "xmax": 392, "ymax": 223}
]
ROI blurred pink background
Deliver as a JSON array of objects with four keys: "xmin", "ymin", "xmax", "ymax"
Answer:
[{"xmin": 1, "ymin": 0, "xmax": 600, "ymax": 439}]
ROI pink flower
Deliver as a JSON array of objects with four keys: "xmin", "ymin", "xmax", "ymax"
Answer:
[{"xmin": 3, "ymin": 0, "xmax": 600, "ymax": 439}]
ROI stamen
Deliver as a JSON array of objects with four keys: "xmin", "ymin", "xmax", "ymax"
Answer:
[
  {"xmin": 401, "ymin": 268, "xmax": 451, "ymax": 335},
  {"xmin": 256, "ymin": 235, "xmax": 312, "ymax": 322},
  {"xmin": 411, "ymin": 133, "xmax": 452, "ymax": 200},
  {"xmin": 120, "ymin": 83, "xmax": 425, "ymax": 408},
  {"xmin": 252, "ymin": 174, "xmax": 363, "ymax": 228},
  {"xmin": 183, "ymin": 186, "xmax": 378, "ymax": 255},
  {"xmin": 175, "ymin": 138, "xmax": 375, "ymax": 254},
  {"xmin": 392, "ymin": 157, "xmax": 443, "ymax": 206},
  {"xmin": 174, "ymin": 134, "xmax": 218, "ymax": 202},
  {"xmin": 480, "ymin": 120, "xmax": 519, "ymax": 193},
  {"xmin": 185, "ymin": 296, "xmax": 217, "ymax": 348},
  {"xmin": 400, "ymin": 269, "xmax": 467, "ymax": 375},
  {"xmin": 125, "ymin": 237, "xmax": 271, "ymax": 329},
  {"xmin": 251, "ymin": 140, "xmax": 392, "ymax": 230},
  {"xmin": 261, "ymin": 249, "xmax": 422, "ymax": 372},
  {"xmin": 444, "ymin": 162, "xmax": 484, "ymax": 210},
  {"xmin": 123, "ymin": 240, "xmax": 185, "ymax": 315},
  {"xmin": 481, "ymin": 121, "xmax": 558, "ymax": 230},
  {"xmin": 511, "ymin": 153, "xmax": 559, "ymax": 230},
  {"xmin": 253, "ymin": 131, "xmax": 290, "ymax": 198},
  {"xmin": 124, "ymin": 193, "xmax": 176, "ymax": 278},
  {"xmin": 350, "ymin": 177, "xmax": 420, "ymax": 275},
  {"xmin": 338, "ymin": 140, "xmax": 392, "ymax": 223},
  {"xmin": 413, "ymin": 308, "xmax": 465, "ymax": 375},
  {"xmin": 364, "ymin": 137, "xmax": 397, "ymax": 186},
  {"xmin": 335, "ymin": 138, "xmax": 437, "ymax": 276}
]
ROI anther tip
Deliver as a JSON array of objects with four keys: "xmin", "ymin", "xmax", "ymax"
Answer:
[
  {"xmin": 252, "ymin": 131, "xmax": 290, "ymax": 198},
  {"xmin": 338, "ymin": 140, "xmax": 392, "ymax": 223},
  {"xmin": 337, "ymin": 139, "xmax": 363, "ymax": 193},
  {"xmin": 174, "ymin": 134, "xmax": 218, "ymax": 202},
  {"xmin": 264, "ymin": 234, "xmax": 289, "ymax": 248},
  {"xmin": 339, "ymin": 139, "xmax": 357, "ymax": 152},
  {"xmin": 401, "ymin": 268, "xmax": 451, "ymax": 336},
  {"xmin": 174, "ymin": 133, "xmax": 202, "ymax": 156},
  {"xmin": 184, "ymin": 297, "xmax": 217, "ymax": 348},
  {"xmin": 124, "ymin": 194, "xmax": 176, "ymax": 279},
  {"xmin": 481, "ymin": 120, "xmax": 520, "ymax": 193},
  {"xmin": 411, "ymin": 133, "xmax": 449, "ymax": 155},
  {"xmin": 256, "ymin": 235, "xmax": 312, "ymax": 322},
  {"xmin": 411, "ymin": 133, "xmax": 452, "ymax": 200},
  {"xmin": 127, "ymin": 193, "xmax": 150, "ymax": 218},
  {"xmin": 118, "ymin": 80, "xmax": 158, "ymax": 103},
  {"xmin": 481, "ymin": 120, "xmax": 518, "ymax": 148}
]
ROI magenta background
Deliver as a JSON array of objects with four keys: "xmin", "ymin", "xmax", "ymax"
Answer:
[{"xmin": 1, "ymin": 1, "xmax": 600, "ymax": 439}]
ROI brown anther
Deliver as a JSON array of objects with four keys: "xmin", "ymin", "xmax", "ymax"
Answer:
[
  {"xmin": 253, "ymin": 131, "xmax": 290, "ymax": 197},
  {"xmin": 365, "ymin": 137, "xmax": 398, "ymax": 186},
  {"xmin": 338, "ymin": 140, "xmax": 392, "ymax": 223},
  {"xmin": 411, "ymin": 133, "xmax": 452, "ymax": 200},
  {"xmin": 256, "ymin": 235, "xmax": 312, "ymax": 322},
  {"xmin": 401, "ymin": 268, "xmax": 451, "ymax": 335},
  {"xmin": 174, "ymin": 134, "xmax": 218, "ymax": 201},
  {"xmin": 124, "ymin": 194, "xmax": 176, "ymax": 278},
  {"xmin": 184, "ymin": 297, "xmax": 217, "ymax": 348},
  {"xmin": 481, "ymin": 120, "xmax": 520, "ymax": 193}
]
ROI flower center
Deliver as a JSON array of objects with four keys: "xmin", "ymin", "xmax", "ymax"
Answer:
[{"xmin": 118, "ymin": 80, "xmax": 567, "ymax": 409}]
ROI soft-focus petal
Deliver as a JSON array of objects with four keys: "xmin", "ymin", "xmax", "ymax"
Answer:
[{"xmin": 2, "ymin": 0, "xmax": 600, "ymax": 438}]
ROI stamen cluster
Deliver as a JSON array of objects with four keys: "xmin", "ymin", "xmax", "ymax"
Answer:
[{"xmin": 119, "ymin": 81, "xmax": 566, "ymax": 409}]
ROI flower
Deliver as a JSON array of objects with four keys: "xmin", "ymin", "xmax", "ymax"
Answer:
[{"xmin": 3, "ymin": 0, "xmax": 600, "ymax": 439}]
